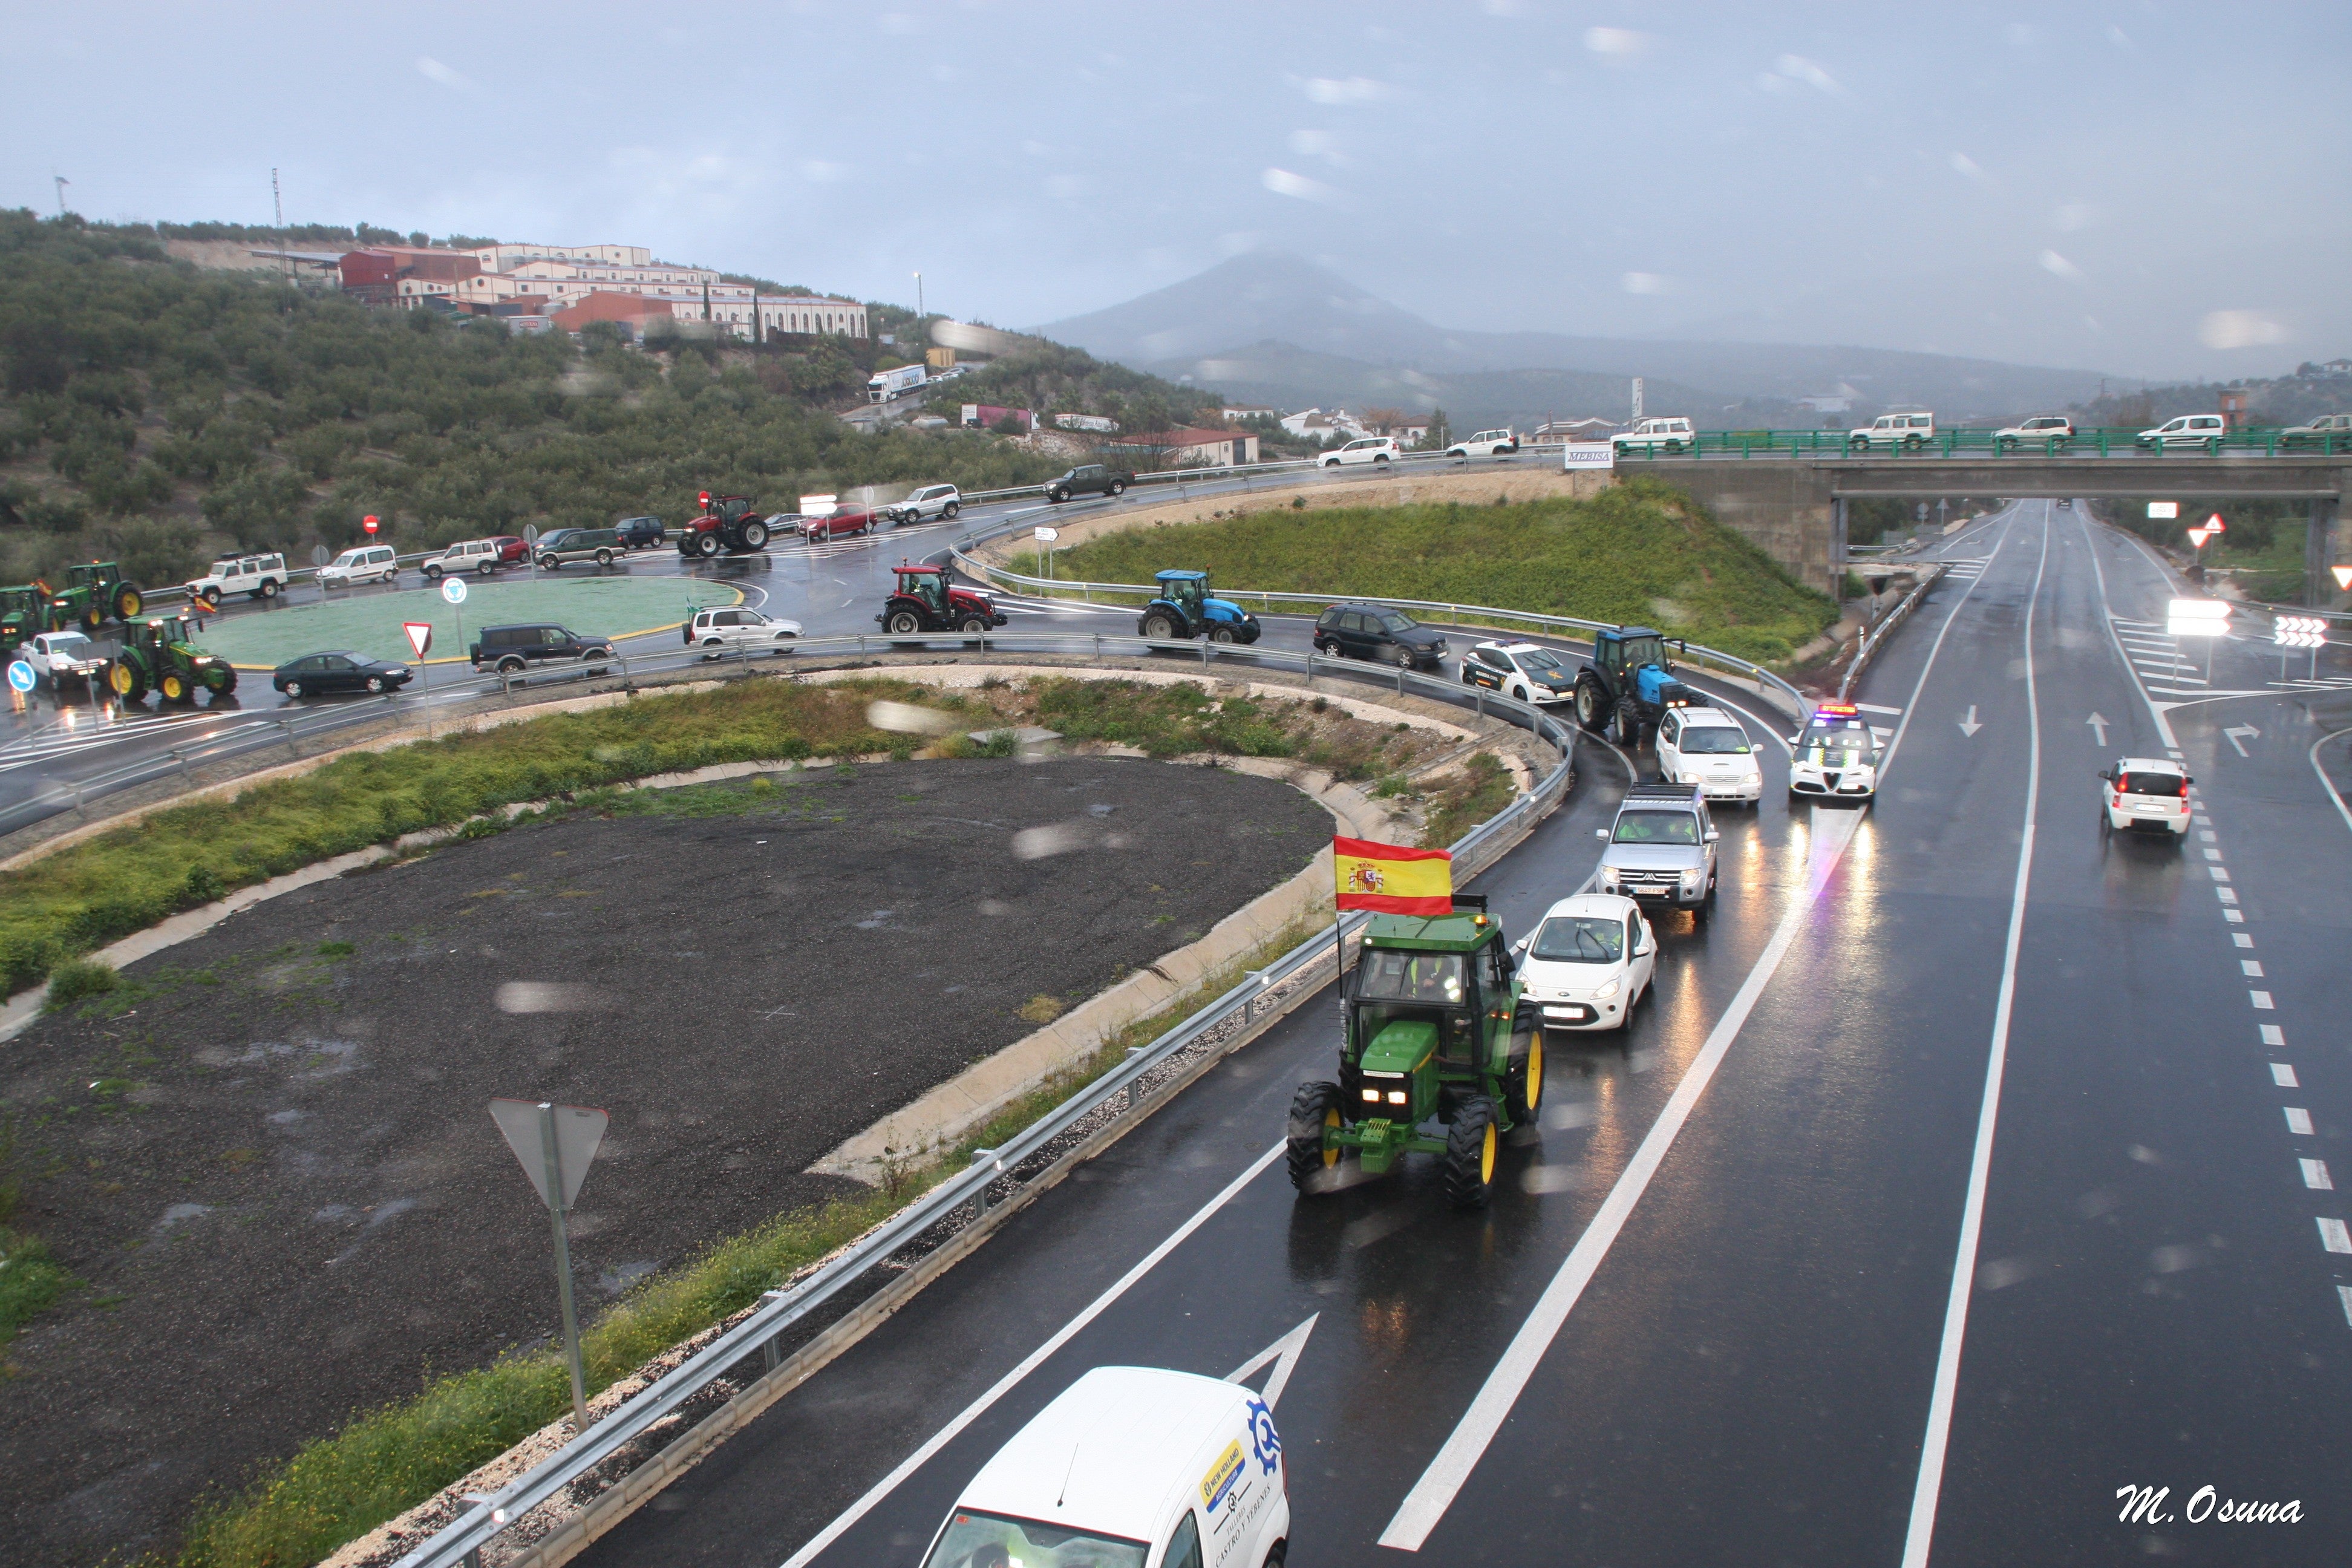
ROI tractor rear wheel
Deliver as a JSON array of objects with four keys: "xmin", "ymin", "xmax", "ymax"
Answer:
[
  {"xmin": 1504, "ymin": 1024, "xmax": 1543, "ymax": 1122},
  {"xmin": 740, "ymin": 520, "xmax": 769, "ymax": 549},
  {"xmin": 887, "ymin": 610, "xmax": 924, "ymax": 636},
  {"xmin": 1443, "ymin": 1096, "xmax": 1500, "ymax": 1209},
  {"xmin": 1287, "ymin": 1082, "xmax": 1345, "ymax": 1194},
  {"xmin": 1142, "ymin": 612, "xmax": 1180, "ymax": 641}
]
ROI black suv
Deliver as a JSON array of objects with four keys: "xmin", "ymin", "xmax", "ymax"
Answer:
[
  {"xmin": 616, "ymin": 515, "xmax": 664, "ymax": 547},
  {"xmin": 1313, "ymin": 603, "xmax": 1449, "ymax": 668},
  {"xmin": 471, "ymin": 623, "xmax": 615, "ymax": 675},
  {"xmin": 1044, "ymin": 464, "xmax": 1131, "ymax": 503}
]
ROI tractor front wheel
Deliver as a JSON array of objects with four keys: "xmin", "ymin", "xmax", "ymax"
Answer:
[
  {"xmin": 1573, "ymin": 681, "xmax": 1604, "ymax": 732},
  {"xmin": 1210, "ymin": 625, "xmax": 1236, "ymax": 644},
  {"xmin": 1504, "ymin": 1025, "xmax": 1543, "ymax": 1122},
  {"xmin": 696, "ymin": 533, "xmax": 723, "ymax": 558},
  {"xmin": 958, "ymin": 613, "xmax": 990, "ymax": 634},
  {"xmin": 116, "ymin": 586, "xmax": 144, "ymax": 619},
  {"xmin": 1287, "ymin": 1082, "xmax": 1346, "ymax": 1194},
  {"xmin": 1443, "ymin": 1096, "xmax": 1500, "ymax": 1209},
  {"xmin": 206, "ymin": 665, "xmax": 237, "ymax": 696},
  {"xmin": 1612, "ymin": 699, "xmax": 1641, "ymax": 746},
  {"xmin": 80, "ymin": 608, "xmax": 102, "ymax": 633},
  {"xmin": 159, "ymin": 671, "xmax": 191, "ymax": 704},
  {"xmin": 108, "ymin": 662, "xmax": 144, "ymax": 702}
]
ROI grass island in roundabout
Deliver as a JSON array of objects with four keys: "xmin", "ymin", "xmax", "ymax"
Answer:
[{"xmin": 195, "ymin": 575, "xmax": 745, "ymax": 670}]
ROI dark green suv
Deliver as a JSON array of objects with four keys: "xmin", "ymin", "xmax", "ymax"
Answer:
[
  {"xmin": 536, "ymin": 528, "xmax": 627, "ymax": 570},
  {"xmin": 1044, "ymin": 464, "xmax": 1131, "ymax": 503}
]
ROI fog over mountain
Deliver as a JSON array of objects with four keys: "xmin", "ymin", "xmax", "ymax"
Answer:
[{"xmin": 1037, "ymin": 253, "xmax": 2117, "ymax": 425}]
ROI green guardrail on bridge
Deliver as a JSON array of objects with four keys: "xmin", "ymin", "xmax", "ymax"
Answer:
[{"xmin": 1606, "ymin": 427, "xmax": 2352, "ymax": 460}]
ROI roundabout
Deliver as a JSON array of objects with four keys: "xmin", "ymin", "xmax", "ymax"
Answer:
[{"xmin": 194, "ymin": 575, "xmax": 744, "ymax": 669}]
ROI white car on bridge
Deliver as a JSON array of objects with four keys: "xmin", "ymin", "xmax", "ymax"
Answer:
[
  {"xmin": 1849, "ymin": 412, "xmax": 1936, "ymax": 451},
  {"xmin": 2282, "ymin": 413, "xmax": 2352, "ymax": 449},
  {"xmin": 2136, "ymin": 413, "xmax": 2227, "ymax": 451},
  {"xmin": 1613, "ymin": 417, "xmax": 1696, "ymax": 455},
  {"xmin": 1993, "ymin": 415, "xmax": 2074, "ymax": 451},
  {"xmin": 1446, "ymin": 428, "xmax": 1520, "ymax": 459}
]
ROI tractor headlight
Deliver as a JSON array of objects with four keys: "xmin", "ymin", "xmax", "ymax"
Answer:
[
  {"xmin": 1362, "ymin": 1088, "xmax": 1382, "ymax": 1103},
  {"xmin": 1386, "ymin": 1089, "xmax": 1408, "ymax": 1105}
]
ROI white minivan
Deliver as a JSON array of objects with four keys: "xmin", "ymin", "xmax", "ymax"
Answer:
[
  {"xmin": 2136, "ymin": 414, "xmax": 2228, "ymax": 451},
  {"xmin": 318, "ymin": 544, "xmax": 399, "ymax": 589},
  {"xmin": 920, "ymin": 1367, "xmax": 1289, "ymax": 1568}
]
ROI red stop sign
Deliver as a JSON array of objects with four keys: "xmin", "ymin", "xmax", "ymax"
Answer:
[{"xmin": 363, "ymin": 515, "xmax": 379, "ymax": 535}]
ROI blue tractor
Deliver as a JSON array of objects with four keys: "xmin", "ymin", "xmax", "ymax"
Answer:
[
  {"xmin": 1136, "ymin": 570, "xmax": 1262, "ymax": 644},
  {"xmin": 1570, "ymin": 624, "xmax": 1702, "ymax": 745}
]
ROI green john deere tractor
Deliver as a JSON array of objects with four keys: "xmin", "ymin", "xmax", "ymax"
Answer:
[
  {"xmin": 0, "ymin": 586, "xmax": 50, "ymax": 659},
  {"xmin": 102, "ymin": 615, "xmax": 237, "ymax": 705},
  {"xmin": 42, "ymin": 561, "xmax": 145, "ymax": 633},
  {"xmin": 1288, "ymin": 895, "xmax": 1538, "ymax": 1209}
]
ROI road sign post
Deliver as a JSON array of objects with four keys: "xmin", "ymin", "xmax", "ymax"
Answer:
[
  {"xmin": 488, "ymin": 1099, "xmax": 609, "ymax": 1435},
  {"xmin": 7, "ymin": 659, "xmax": 31, "ymax": 712},
  {"xmin": 1034, "ymin": 524, "xmax": 1058, "ymax": 582}
]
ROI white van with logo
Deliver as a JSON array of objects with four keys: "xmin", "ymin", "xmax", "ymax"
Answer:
[{"xmin": 919, "ymin": 1367, "xmax": 1289, "ymax": 1568}]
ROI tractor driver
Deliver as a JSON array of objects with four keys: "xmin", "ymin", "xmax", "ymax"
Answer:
[
  {"xmin": 898, "ymin": 569, "xmax": 948, "ymax": 618},
  {"xmin": 1405, "ymin": 953, "xmax": 1464, "ymax": 1005}
]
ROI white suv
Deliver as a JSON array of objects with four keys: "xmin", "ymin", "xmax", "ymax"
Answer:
[
  {"xmin": 683, "ymin": 606, "xmax": 803, "ymax": 656},
  {"xmin": 1320, "ymin": 436, "xmax": 1401, "ymax": 468},
  {"xmin": 422, "ymin": 539, "xmax": 505, "ymax": 580},
  {"xmin": 185, "ymin": 552, "xmax": 290, "ymax": 608},
  {"xmin": 890, "ymin": 485, "xmax": 962, "ymax": 523},
  {"xmin": 2282, "ymin": 413, "xmax": 2352, "ymax": 449},
  {"xmin": 1613, "ymin": 417, "xmax": 1695, "ymax": 455},
  {"xmin": 1993, "ymin": 415, "xmax": 2074, "ymax": 451},
  {"xmin": 2136, "ymin": 413, "xmax": 2227, "ymax": 451},
  {"xmin": 1657, "ymin": 705, "xmax": 1762, "ymax": 805},
  {"xmin": 1446, "ymin": 428, "xmax": 1519, "ymax": 459},
  {"xmin": 1514, "ymin": 893, "xmax": 1656, "ymax": 1034},
  {"xmin": 1849, "ymin": 412, "xmax": 1936, "ymax": 451},
  {"xmin": 2099, "ymin": 757, "xmax": 2190, "ymax": 840},
  {"xmin": 317, "ymin": 544, "xmax": 399, "ymax": 589}
]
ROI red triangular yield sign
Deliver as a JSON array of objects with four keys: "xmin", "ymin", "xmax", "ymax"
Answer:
[{"xmin": 403, "ymin": 621, "xmax": 433, "ymax": 658}]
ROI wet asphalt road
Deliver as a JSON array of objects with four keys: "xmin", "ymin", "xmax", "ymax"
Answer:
[{"xmin": 557, "ymin": 500, "xmax": 2352, "ymax": 1568}]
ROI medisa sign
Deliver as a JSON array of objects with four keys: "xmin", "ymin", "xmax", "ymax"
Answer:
[{"xmin": 1563, "ymin": 443, "xmax": 1615, "ymax": 471}]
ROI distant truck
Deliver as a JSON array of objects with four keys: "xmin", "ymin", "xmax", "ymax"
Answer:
[{"xmin": 867, "ymin": 364, "xmax": 929, "ymax": 403}]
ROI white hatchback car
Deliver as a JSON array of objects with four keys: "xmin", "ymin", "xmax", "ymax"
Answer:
[
  {"xmin": 683, "ymin": 606, "xmax": 803, "ymax": 657},
  {"xmin": 1657, "ymin": 706, "xmax": 1763, "ymax": 804},
  {"xmin": 920, "ymin": 1366, "xmax": 1289, "ymax": 1568},
  {"xmin": 2099, "ymin": 756, "xmax": 2191, "ymax": 840},
  {"xmin": 1446, "ymin": 428, "xmax": 1519, "ymax": 459},
  {"xmin": 1515, "ymin": 893, "xmax": 1656, "ymax": 1033},
  {"xmin": 1320, "ymin": 436, "xmax": 1402, "ymax": 468}
]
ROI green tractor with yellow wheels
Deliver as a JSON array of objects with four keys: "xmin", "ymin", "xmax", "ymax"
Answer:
[
  {"xmin": 0, "ymin": 586, "xmax": 49, "ymax": 659},
  {"xmin": 1287, "ymin": 895, "xmax": 1538, "ymax": 1209},
  {"xmin": 39, "ymin": 561, "xmax": 145, "ymax": 634},
  {"xmin": 100, "ymin": 615, "xmax": 238, "ymax": 705}
]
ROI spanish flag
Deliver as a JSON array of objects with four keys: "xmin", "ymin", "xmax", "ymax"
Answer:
[{"xmin": 1333, "ymin": 836, "xmax": 1453, "ymax": 915}]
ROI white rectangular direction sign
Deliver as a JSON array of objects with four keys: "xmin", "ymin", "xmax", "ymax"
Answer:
[
  {"xmin": 2147, "ymin": 501, "xmax": 2180, "ymax": 520},
  {"xmin": 1033, "ymin": 526, "xmax": 1059, "ymax": 542},
  {"xmin": 1562, "ymin": 443, "xmax": 1615, "ymax": 471},
  {"xmin": 2166, "ymin": 598, "xmax": 2232, "ymax": 638}
]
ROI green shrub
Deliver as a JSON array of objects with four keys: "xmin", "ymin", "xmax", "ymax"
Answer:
[{"xmin": 41, "ymin": 956, "xmax": 119, "ymax": 1009}]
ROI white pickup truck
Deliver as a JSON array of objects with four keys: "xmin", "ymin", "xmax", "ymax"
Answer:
[
  {"xmin": 185, "ymin": 552, "xmax": 292, "ymax": 608},
  {"xmin": 1849, "ymin": 412, "xmax": 1936, "ymax": 451}
]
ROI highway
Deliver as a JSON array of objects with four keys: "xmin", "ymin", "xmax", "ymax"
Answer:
[{"xmin": 509, "ymin": 498, "xmax": 2352, "ymax": 1567}]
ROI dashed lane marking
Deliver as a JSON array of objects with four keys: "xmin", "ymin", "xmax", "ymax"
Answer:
[
  {"xmin": 2287, "ymin": 1108, "xmax": 2315, "ymax": 1135},
  {"xmin": 2305, "ymin": 1160, "xmax": 2334, "ymax": 1191},
  {"xmin": 2251, "ymin": 990, "xmax": 2274, "ymax": 1009},
  {"xmin": 2320, "ymin": 1218, "xmax": 2352, "ymax": 1255},
  {"xmin": 2272, "ymin": 1064, "xmax": 2300, "ymax": 1088}
]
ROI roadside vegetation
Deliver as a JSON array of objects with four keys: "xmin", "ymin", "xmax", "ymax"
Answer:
[
  {"xmin": 2102, "ymin": 496, "xmax": 2307, "ymax": 603},
  {"xmin": 0, "ymin": 213, "xmax": 1195, "ymax": 587},
  {"xmin": 1013, "ymin": 476, "xmax": 1838, "ymax": 663}
]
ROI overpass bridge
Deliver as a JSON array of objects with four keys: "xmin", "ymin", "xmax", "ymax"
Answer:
[{"xmin": 1618, "ymin": 447, "xmax": 2350, "ymax": 604}]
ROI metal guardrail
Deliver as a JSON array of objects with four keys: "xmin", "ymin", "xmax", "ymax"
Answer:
[
  {"xmin": 1835, "ymin": 564, "xmax": 1947, "ymax": 704},
  {"xmin": 1602, "ymin": 426, "xmax": 2352, "ymax": 461},
  {"xmin": 387, "ymin": 638, "xmax": 1576, "ymax": 1568},
  {"xmin": 944, "ymin": 537, "xmax": 1811, "ymax": 721}
]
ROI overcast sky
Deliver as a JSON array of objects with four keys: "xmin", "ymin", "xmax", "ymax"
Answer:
[{"xmin": 6, "ymin": 2, "xmax": 2346, "ymax": 380}]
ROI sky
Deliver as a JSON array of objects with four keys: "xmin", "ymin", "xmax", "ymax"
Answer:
[{"xmin": 5, "ymin": 1, "xmax": 2347, "ymax": 381}]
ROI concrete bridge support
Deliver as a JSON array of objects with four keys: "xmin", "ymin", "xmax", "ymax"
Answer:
[{"xmin": 2308, "ymin": 498, "xmax": 2340, "ymax": 607}]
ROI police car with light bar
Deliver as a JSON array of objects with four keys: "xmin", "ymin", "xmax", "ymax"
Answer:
[{"xmin": 1787, "ymin": 702, "xmax": 1880, "ymax": 800}]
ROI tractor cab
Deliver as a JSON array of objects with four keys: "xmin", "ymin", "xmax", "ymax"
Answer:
[
  {"xmin": 894, "ymin": 564, "xmax": 951, "ymax": 618},
  {"xmin": 697, "ymin": 492, "xmax": 756, "ymax": 525},
  {"xmin": 132, "ymin": 615, "xmax": 194, "ymax": 653},
  {"xmin": 1157, "ymin": 570, "xmax": 1208, "ymax": 618},
  {"xmin": 0, "ymin": 586, "xmax": 46, "ymax": 652},
  {"xmin": 1595, "ymin": 626, "xmax": 1668, "ymax": 683},
  {"xmin": 1290, "ymin": 897, "xmax": 1535, "ymax": 1209}
]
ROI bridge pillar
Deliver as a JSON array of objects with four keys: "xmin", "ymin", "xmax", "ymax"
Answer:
[
  {"xmin": 1831, "ymin": 497, "xmax": 1849, "ymax": 585},
  {"xmin": 2310, "ymin": 497, "xmax": 2341, "ymax": 607}
]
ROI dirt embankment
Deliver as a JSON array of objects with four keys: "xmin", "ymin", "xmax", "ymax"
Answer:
[{"xmin": 0, "ymin": 757, "xmax": 1330, "ymax": 1567}]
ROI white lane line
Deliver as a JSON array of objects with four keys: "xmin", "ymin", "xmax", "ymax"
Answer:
[
  {"xmin": 776, "ymin": 1141, "xmax": 1286, "ymax": 1568},
  {"xmin": 2241, "ymin": 959, "xmax": 2264, "ymax": 976},
  {"xmin": 2321, "ymin": 1218, "xmax": 2352, "ymax": 1255},
  {"xmin": 2287, "ymin": 1108, "xmax": 2315, "ymax": 1135},
  {"xmin": 1875, "ymin": 509, "xmax": 2016, "ymax": 789},
  {"xmin": 2303, "ymin": 1160, "xmax": 2333, "ymax": 1191},
  {"xmin": 1854, "ymin": 702, "xmax": 1903, "ymax": 716},
  {"xmin": 2080, "ymin": 512, "xmax": 2180, "ymax": 750},
  {"xmin": 2340, "ymin": 1287, "xmax": 2352, "ymax": 1328},
  {"xmin": 2261, "ymin": 1024, "xmax": 2285, "ymax": 1046},
  {"xmin": 2251, "ymin": 991, "xmax": 2274, "ymax": 1010},
  {"xmin": 2232, "ymin": 932, "xmax": 2252, "ymax": 947},
  {"xmin": 1899, "ymin": 500, "xmax": 2052, "ymax": 1568},
  {"xmin": 2310, "ymin": 727, "xmax": 2352, "ymax": 842},
  {"xmin": 1377, "ymin": 806, "xmax": 1863, "ymax": 1552},
  {"xmin": 2272, "ymin": 1064, "xmax": 2300, "ymax": 1087}
]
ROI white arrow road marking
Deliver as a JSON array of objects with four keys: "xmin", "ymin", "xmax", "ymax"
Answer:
[
  {"xmin": 1224, "ymin": 1313, "xmax": 1318, "ymax": 1409},
  {"xmin": 2086, "ymin": 712, "xmax": 2109, "ymax": 746},
  {"xmin": 2224, "ymin": 724, "xmax": 2260, "ymax": 757},
  {"xmin": 1958, "ymin": 705, "xmax": 1982, "ymax": 737}
]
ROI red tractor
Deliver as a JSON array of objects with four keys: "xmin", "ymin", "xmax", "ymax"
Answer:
[
  {"xmin": 877, "ymin": 562, "xmax": 1009, "ymax": 638},
  {"xmin": 675, "ymin": 492, "xmax": 774, "ymax": 559}
]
